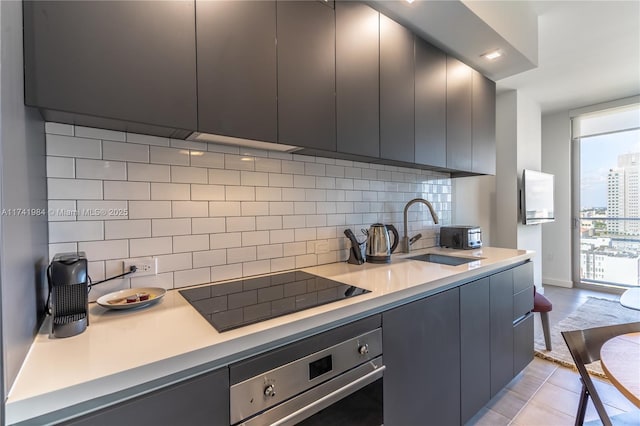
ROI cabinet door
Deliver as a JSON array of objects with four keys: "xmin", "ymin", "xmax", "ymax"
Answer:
[
  {"xmin": 336, "ymin": 2, "xmax": 379, "ymax": 158},
  {"xmin": 383, "ymin": 289, "xmax": 460, "ymax": 426},
  {"xmin": 514, "ymin": 314, "xmax": 534, "ymax": 375},
  {"xmin": 446, "ymin": 56, "xmax": 473, "ymax": 172},
  {"xmin": 62, "ymin": 368, "xmax": 229, "ymax": 426},
  {"xmin": 415, "ymin": 38, "xmax": 446, "ymax": 168},
  {"xmin": 196, "ymin": 1, "xmax": 277, "ymax": 142},
  {"xmin": 277, "ymin": 1, "xmax": 336, "ymax": 151},
  {"xmin": 460, "ymin": 278, "xmax": 491, "ymax": 424},
  {"xmin": 472, "ymin": 70, "xmax": 496, "ymax": 174},
  {"xmin": 380, "ymin": 15, "xmax": 415, "ymax": 163},
  {"xmin": 23, "ymin": 1, "xmax": 197, "ymax": 131},
  {"xmin": 490, "ymin": 269, "xmax": 515, "ymax": 397}
]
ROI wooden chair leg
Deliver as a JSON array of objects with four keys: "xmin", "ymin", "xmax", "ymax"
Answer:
[
  {"xmin": 540, "ymin": 311, "xmax": 552, "ymax": 350},
  {"xmin": 575, "ymin": 381, "xmax": 589, "ymax": 426}
]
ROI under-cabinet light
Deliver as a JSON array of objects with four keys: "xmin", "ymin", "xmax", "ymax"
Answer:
[
  {"xmin": 187, "ymin": 132, "xmax": 302, "ymax": 153},
  {"xmin": 481, "ymin": 49, "xmax": 503, "ymax": 61}
]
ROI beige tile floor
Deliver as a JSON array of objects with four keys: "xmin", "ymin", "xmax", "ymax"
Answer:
[{"xmin": 466, "ymin": 286, "xmax": 640, "ymax": 426}]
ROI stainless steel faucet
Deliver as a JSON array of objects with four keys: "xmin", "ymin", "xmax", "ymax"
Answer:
[{"xmin": 401, "ymin": 198, "xmax": 439, "ymax": 253}]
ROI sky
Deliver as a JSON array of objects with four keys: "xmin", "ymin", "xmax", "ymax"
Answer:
[{"xmin": 580, "ymin": 128, "xmax": 639, "ymax": 209}]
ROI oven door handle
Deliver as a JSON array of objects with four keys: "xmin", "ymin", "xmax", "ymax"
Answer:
[{"xmin": 271, "ymin": 365, "xmax": 385, "ymax": 426}]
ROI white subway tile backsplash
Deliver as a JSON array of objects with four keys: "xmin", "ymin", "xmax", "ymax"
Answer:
[
  {"xmin": 49, "ymin": 242, "xmax": 78, "ymax": 261},
  {"xmin": 131, "ymin": 272, "xmax": 174, "ymax": 290},
  {"xmin": 46, "ymin": 123, "xmax": 451, "ymax": 287},
  {"xmin": 75, "ymin": 126, "xmax": 125, "ymax": 142},
  {"xmin": 48, "ymin": 178, "xmax": 103, "ymax": 200},
  {"xmin": 171, "ymin": 166, "xmax": 207, "ymax": 184},
  {"xmin": 192, "ymin": 217, "xmax": 226, "ymax": 234},
  {"xmin": 76, "ymin": 159, "xmax": 126, "ymax": 181},
  {"xmin": 192, "ymin": 184, "xmax": 225, "ymax": 201},
  {"xmin": 172, "ymin": 201, "xmax": 208, "ymax": 218},
  {"xmin": 152, "ymin": 218, "xmax": 191, "ymax": 236},
  {"xmin": 241, "ymin": 202, "xmax": 269, "ymax": 216},
  {"xmin": 104, "ymin": 181, "xmax": 149, "ymax": 200},
  {"xmin": 150, "ymin": 146, "xmax": 189, "ymax": 166},
  {"xmin": 174, "ymin": 268, "xmax": 211, "ymax": 288},
  {"xmin": 227, "ymin": 246, "xmax": 256, "ymax": 264},
  {"xmin": 49, "ymin": 221, "xmax": 103, "ymax": 243},
  {"xmin": 128, "ymin": 201, "xmax": 171, "ymax": 219},
  {"xmin": 193, "ymin": 249, "xmax": 226, "ymax": 268},
  {"xmin": 209, "ymin": 201, "xmax": 241, "ymax": 217},
  {"xmin": 226, "ymin": 216, "xmax": 255, "ymax": 232},
  {"xmin": 225, "ymin": 186, "xmax": 255, "ymax": 201},
  {"xmin": 156, "ymin": 252, "xmax": 192, "ymax": 273},
  {"xmin": 128, "ymin": 163, "xmax": 170, "ymax": 182},
  {"xmin": 130, "ymin": 237, "xmax": 172, "ymax": 257},
  {"xmin": 173, "ymin": 235, "xmax": 209, "ymax": 253},
  {"xmin": 103, "ymin": 140, "xmax": 149, "ymax": 163},
  {"xmin": 150, "ymin": 183, "xmax": 190, "ymax": 201},
  {"xmin": 105, "ymin": 220, "xmax": 151, "ymax": 239},
  {"xmin": 45, "ymin": 122, "xmax": 74, "ymax": 136},
  {"xmin": 78, "ymin": 239, "xmax": 129, "ymax": 261},
  {"xmin": 48, "ymin": 200, "xmax": 76, "ymax": 222},
  {"xmin": 47, "ymin": 134, "xmax": 101, "ymax": 159},
  {"xmin": 208, "ymin": 169, "xmax": 240, "ymax": 185},
  {"xmin": 47, "ymin": 157, "xmax": 75, "ymax": 178},
  {"xmin": 210, "ymin": 232, "xmax": 242, "ymax": 249}
]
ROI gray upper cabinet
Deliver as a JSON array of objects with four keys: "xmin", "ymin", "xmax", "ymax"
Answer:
[
  {"xmin": 23, "ymin": 1, "xmax": 197, "ymax": 131},
  {"xmin": 335, "ymin": 2, "xmax": 380, "ymax": 158},
  {"xmin": 196, "ymin": 1, "xmax": 277, "ymax": 143},
  {"xmin": 414, "ymin": 38, "xmax": 447, "ymax": 168},
  {"xmin": 446, "ymin": 56, "xmax": 473, "ymax": 172},
  {"xmin": 472, "ymin": 71, "xmax": 497, "ymax": 174},
  {"xmin": 277, "ymin": 1, "xmax": 336, "ymax": 151},
  {"xmin": 380, "ymin": 15, "xmax": 415, "ymax": 163}
]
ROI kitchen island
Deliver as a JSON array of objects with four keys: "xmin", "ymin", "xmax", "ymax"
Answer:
[{"xmin": 6, "ymin": 246, "xmax": 533, "ymax": 425}]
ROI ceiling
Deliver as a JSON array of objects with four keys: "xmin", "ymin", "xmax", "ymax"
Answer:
[{"xmin": 369, "ymin": 0, "xmax": 640, "ymax": 114}]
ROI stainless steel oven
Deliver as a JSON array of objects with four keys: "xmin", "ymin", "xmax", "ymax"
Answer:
[{"xmin": 230, "ymin": 327, "xmax": 384, "ymax": 426}]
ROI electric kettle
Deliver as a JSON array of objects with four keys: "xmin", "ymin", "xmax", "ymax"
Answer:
[{"xmin": 365, "ymin": 223, "xmax": 399, "ymax": 263}]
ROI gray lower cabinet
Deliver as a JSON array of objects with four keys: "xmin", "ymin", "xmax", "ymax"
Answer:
[
  {"xmin": 383, "ymin": 288, "xmax": 461, "ymax": 426},
  {"xmin": 514, "ymin": 314, "xmax": 534, "ymax": 374},
  {"xmin": 379, "ymin": 14, "xmax": 415, "ymax": 163},
  {"xmin": 460, "ymin": 277, "xmax": 491, "ymax": 424},
  {"xmin": 196, "ymin": 1, "xmax": 277, "ymax": 143},
  {"xmin": 335, "ymin": 1, "xmax": 380, "ymax": 158},
  {"xmin": 490, "ymin": 268, "xmax": 515, "ymax": 397},
  {"xmin": 415, "ymin": 37, "xmax": 447, "ymax": 168},
  {"xmin": 62, "ymin": 367, "xmax": 229, "ymax": 426},
  {"xmin": 23, "ymin": 1, "xmax": 197, "ymax": 132},
  {"xmin": 277, "ymin": 0, "xmax": 336, "ymax": 151},
  {"xmin": 446, "ymin": 56, "xmax": 473, "ymax": 172},
  {"xmin": 471, "ymin": 71, "xmax": 496, "ymax": 174}
]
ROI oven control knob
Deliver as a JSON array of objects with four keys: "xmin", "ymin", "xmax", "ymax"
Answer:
[
  {"xmin": 264, "ymin": 384, "xmax": 276, "ymax": 398},
  {"xmin": 358, "ymin": 344, "xmax": 369, "ymax": 355}
]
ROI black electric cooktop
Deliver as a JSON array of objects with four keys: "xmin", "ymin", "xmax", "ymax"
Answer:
[{"xmin": 180, "ymin": 271, "xmax": 370, "ymax": 332}]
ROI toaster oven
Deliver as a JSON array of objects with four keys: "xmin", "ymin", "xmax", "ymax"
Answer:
[{"xmin": 439, "ymin": 226, "xmax": 482, "ymax": 250}]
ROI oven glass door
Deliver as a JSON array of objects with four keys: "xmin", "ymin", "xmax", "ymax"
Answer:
[{"xmin": 297, "ymin": 379, "xmax": 383, "ymax": 426}]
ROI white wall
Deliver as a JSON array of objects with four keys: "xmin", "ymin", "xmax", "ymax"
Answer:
[
  {"xmin": 452, "ymin": 175, "xmax": 496, "ymax": 246},
  {"xmin": 541, "ymin": 111, "xmax": 573, "ymax": 287}
]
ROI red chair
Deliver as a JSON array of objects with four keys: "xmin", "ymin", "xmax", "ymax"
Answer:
[{"xmin": 533, "ymin": 286, "xmax": 553, "ymax": 350}]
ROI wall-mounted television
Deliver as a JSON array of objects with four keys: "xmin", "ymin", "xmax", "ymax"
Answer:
[{"xmin": 521, "ymin": 169, "xmax": 555, "ymax": 225}]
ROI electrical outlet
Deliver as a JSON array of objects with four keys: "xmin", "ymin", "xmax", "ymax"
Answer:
[{"xmin": 123, "ymin": 257, "xmax": 157, "ymax": 277}]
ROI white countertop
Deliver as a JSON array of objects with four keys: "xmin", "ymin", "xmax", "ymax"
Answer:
[{"xmin": 5, "ymin": 246, "xmax": 532, "ymax": 424}]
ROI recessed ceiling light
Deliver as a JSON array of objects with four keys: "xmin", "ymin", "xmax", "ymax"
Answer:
[
  {"xmin": 406, "ymin": 0, "xmax": 415, "ymax": 3},
  {"xmin": 481, "ymin": 49, "xmax": 503, "ymax": 61}
]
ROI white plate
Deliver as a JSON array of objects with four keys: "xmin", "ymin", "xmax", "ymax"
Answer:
[{"xmin": 96, "ymin": 287, "xmax": 166, "ymax": 310}]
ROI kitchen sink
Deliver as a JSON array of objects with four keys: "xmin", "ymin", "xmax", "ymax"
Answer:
[{"xmin": 407, "ymin": 253, "xmax": 481, "ymax": 266}]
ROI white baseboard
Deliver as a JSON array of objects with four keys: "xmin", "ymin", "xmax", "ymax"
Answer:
[{"xmin": 542, "ymin": 277, "xmax": 573, "ymax": 288}]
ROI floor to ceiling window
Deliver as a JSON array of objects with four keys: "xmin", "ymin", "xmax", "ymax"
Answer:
[{"xmin": 573, "ymin": 103, "xmax": 640, "ymax": 288}]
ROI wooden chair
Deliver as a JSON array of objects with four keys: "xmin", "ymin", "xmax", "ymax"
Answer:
[{"xmin": 561, "ymin": 322, "xmax": 640, "ymax": 426}]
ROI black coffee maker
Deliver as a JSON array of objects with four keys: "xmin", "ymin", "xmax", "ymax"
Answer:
[{"xmin": 48, "ymin": 252, "xmax": 89, "ymax": 338}]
